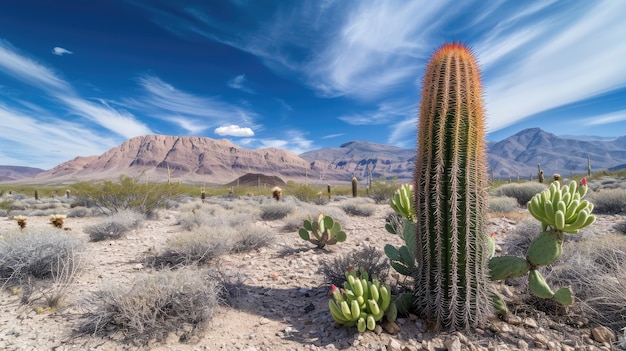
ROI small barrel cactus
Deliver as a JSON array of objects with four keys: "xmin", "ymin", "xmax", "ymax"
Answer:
[
  {"xmin": 328, "ymin": 268, "xmax": 394, "ymax": 332},
  {"xmin": 351, "ymin": 176, "xmax": 358, "ymax": 197},
  {"xmin": 490, "ymin": 179, "xmax": 595, "ymax": 305},
  {"xmin": 298, "ymin": 214, "xmax": 347, "ymax": 249}
]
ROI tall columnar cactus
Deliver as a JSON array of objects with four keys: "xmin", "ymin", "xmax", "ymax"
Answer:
[
  {"xmin": 351, "ymin": 176, "xmax": 358, "ymax": 197},
  {"xmin": 538, "ymin": 164, "xmax": 544, "ymax": 184},
  {"xmin": 587, "ymin": 155, "xmax": 591, "ymax": 176},
  {"xmin": 413, "ymin": 43, "xmax": 491, "ymax": 331}
]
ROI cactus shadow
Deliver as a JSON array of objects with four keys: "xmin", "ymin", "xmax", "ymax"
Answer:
[{"xmin": 226, "ymin": 283, "xmax": 359, "ymax": 349}]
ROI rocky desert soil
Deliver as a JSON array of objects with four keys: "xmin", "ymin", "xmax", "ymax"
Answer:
[{"xmin": 0, "ymin": 199, "xmax": 623, "ymax": 351}]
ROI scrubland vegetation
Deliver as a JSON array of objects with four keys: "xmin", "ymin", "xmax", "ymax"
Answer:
[{"xmin": 0, "ymin": 171, "xmax": 625, "ymax": 347}]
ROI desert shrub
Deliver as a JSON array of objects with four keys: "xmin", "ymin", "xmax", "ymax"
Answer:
[
  {"xmin": 160, "ymin": 227, "xmax": 235, "ymax": 266},
  {"xmin": 259, "ymin": 203, "xmax": 294, "ymax": 220},
  {"xmin": 488, "ymin": 196, "xmax": 519, "ymax": 213},
  {"xmin": 545, "ymin": 234, "xmax": 626, "ymax": 332},
  {"xmin": 285, "ymin": 181, "xmax": 321, "ymax": 203},
  {"xmin": 177, "ymin": 204, "xmax": 225, "ymax": 230},
  {"xmin": 67, "ymin": 206, "xmax": 91, "ymax": 218},
  {"xmin": 84, "ymin": 210, "xmax": 144, "ymax": 241},
  {"xmin": 0, "ymin": 228, "xmax": 84, "ymax": 285},
  {"xmin": 0, "ymin": 209, "xmax": 8, "ymax": 217},
  {"xmin": 587, "ymin": 188, "xmax": 626, "ymax": 214},
  {"xmin": 339, "ymin": 198, "xmax": 377, "ymax": 217},
  {"xmin": 490, "ymin": 182, "xmax": 547, "ymax": 206},
  {"xmin": 230, "ymin": 223, "xmax": 275, "ymax": 253},
  {"xmin": 499, "ymin": 220, "xmax": 541, "ymax": 259},
  {"xmin": 72, "ymin": 175, "xmax": 184, "ymax": 215},
  {"xmin": 79, "ymin": 269, "xmax": 221, "ymax": 344},
  {"xmin": 368, "ymin": 177, "xmax": 398, "ymax": 204},
  {"xmin": 318, "ymin": 246, "xmax": 389, "ymax": 287}
]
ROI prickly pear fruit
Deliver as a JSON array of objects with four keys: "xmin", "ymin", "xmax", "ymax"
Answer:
[
  {"xmin": 528, "ymin": 269, "xmax": 554, "ymax": 299},
  {"xmin": 526, "ymin": 231, "xmax": 563, "ymax": 267},
  {"xmin": 489, "ymin": 256, "xmax": 530, "ymax": 280},
  {"xmin": 553, "ymin": 287, "xmax": 573, "ymax": 306}
]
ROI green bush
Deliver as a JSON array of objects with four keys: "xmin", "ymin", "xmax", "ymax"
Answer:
[
  {"xmin": 72, "ymin": 175, "xmax": 184, "ymax": 216},
  {"xmin": 285, "ymin": 181, "xmax": 322, "ymax": 203},
  {"xmin": 79, "ymin": 269, "xmax": 221, "ymax": 344},
  {"xmin": 490, "ymin": 182, "xmax": 548, "ymax": 206},
  {"xmin": 368, "ymin": 177, "xmax": 398, "ymax": 204}
]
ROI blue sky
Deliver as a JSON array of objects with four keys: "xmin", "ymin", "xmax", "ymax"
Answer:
[{"xmin": 1, "ymin": 1, "xmax": 626, "ymax": 169}]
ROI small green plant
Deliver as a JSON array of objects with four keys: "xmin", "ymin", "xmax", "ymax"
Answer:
[
  {"xmin": 384, "ymin": 184, "xmax": 416, "ymax": 277},
  {"xmin": 298, "ymin": 214, "xmax": 346, "ymax": 249},
  {"xmin": 489, "ymin": 179, "xmax": 596, "ymax": 305},
  {"xmin": 367, "ymin": 176, "xmax": 398, "ymax": 204},
  {"xmin": 328, "ymin": 268, "xmax": 394, "ymax": 332}
]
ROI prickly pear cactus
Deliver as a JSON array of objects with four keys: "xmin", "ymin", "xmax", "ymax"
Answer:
[
  {"xmin": 489, "ymin": 178, "xmax": 595, "ymax": 305},
  {"xmin": 298, "ymin": 213, "xmax": 347, "ymax": 249},
  {"xmin": 328, "ymin": 268, "xmax": 394, "ymax": 332},
  {"xmin": 385, "ymin": 184, "xmax": 416, "ymax": 276}
]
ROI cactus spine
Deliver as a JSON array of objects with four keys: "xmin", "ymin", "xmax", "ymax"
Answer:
[
  {"xmin": 351, "ymin": 176, "xmax": 358, "ymax": 197},
  {"xmin": 414, "ymin": 43, "xmax": 491, "ymax": 330}
]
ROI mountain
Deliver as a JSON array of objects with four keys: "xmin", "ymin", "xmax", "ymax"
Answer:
[
  {"xmin": 31, "ymin": 135, "xmax": 350, "ymax": 185},
  {"xmin": 299, "ymin": 141, "xmax": 414, "ymax": 181},
  {"xmin": 5, "ymin": 128, "xmax": 626, "ymax": 185},
  {"xmin": 0, "ymin": 166, "xmax": 44, "ymax": 181},
  {"xmin": 487, "ymin": 128, "xmax": 626, "ymax": 179}
]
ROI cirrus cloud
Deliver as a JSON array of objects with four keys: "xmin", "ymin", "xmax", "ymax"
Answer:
[
  {"xmin": 52, "ymin": 47, "xmax": 73, "ymax": 56},
  {"xmin": 214, "ymin": 124, "xmax": 255, "ymax": 137}
]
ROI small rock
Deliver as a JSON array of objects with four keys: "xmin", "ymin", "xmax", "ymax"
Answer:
[
  {"xmin": 444, "ymin": 336, "xmax": 461, "ymax": 351},
  {"xmin": 373, "ymin": 324, "xmax": 383, "ymax": 335},
  {"xmin": 591, "ymin": 326, "xmax": 616, "ymax": 344},
  {"xmin": 303, "ymin": 302, "xmax": 315, "ymax": 313},
  {"xmin": 505, "ymin": 315, "xmax": 523, "ymax": 325},
  {"xmin": 381, "ymin": 320, "xmax": 401, "ymax": 335},
  {"xmin": 259, "ymin": 317, "xmax": 270, "ymax": 325},
  {"xmin": 517, "ymin": 339, "xmax": 528, "ymax": 351},
  {"xmin": 523, "ymin": 318, "xmax": 538, "ymax": 328},
  {"xmin": 387, "ymin": 339, "xmax": 402, "ymax": 351}
]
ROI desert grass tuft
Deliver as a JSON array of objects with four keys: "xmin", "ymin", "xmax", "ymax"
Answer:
[
  {"xmin": 78, "ymin": 269, "xmax": 221, "ymax": 345},
  {"xmin": 338, "ymin": 198, "xmax": 377, "ymax": 217},
  {"xmin": 587, "ymin": 188, "xmax": 626, "ymax": 214},
  {"xmin": 259, "ymin": 203, "xmax": 294, "ymax": 220},
  {"xmin": 84, "ymin": 209, "xmax": 144, "ymax": 242}
]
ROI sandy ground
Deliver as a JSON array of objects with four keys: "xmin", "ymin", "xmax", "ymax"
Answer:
[{"xmin": 0, "ymin": 201, "xmax": 622, "ymax": 351}]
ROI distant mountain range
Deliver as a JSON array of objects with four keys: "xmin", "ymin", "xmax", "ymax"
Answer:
[{"xmin": 2, "ymin": 128, "xmax": 626, "ymax": 185}]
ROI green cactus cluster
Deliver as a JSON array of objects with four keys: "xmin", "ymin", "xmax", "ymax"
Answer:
[
  {"xmin": 384, "ymin": 184, "xmax": 416, "ymax": 276},
  {"xmin": 328, "ymin": 268, "xmax": 394, "ymax": 332},
  {"xmin": 490, "ymin": 179, "xmax": 595, "ymax": 305},
  {"xmin": 298, "ymin": 214, "xmax": 346, "ymax": 249}
]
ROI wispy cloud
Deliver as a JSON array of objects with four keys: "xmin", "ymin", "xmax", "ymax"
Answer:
[
  {"xmin": 227, "ymin": 74, "xmax": 255, "ymax": 94},
  {"xmin": 215, "ymin": 125, "xmax": 255, "ymax": 137},
  {"xmin": 482, "ymin": 1, "xmax": 626, "ymax": 132},
  {"xmin": 583, "ymin": 110, "xmax": 626, "ymax": 126},
  {"xmin": 388, "ymin": 117, "xmax": 417, "ymax": 148},
  {"xmin": 52, "ymin": 46, "xmax": 73, "ymax": 56},
  {"xmin": 0, "ymin": 102, "xmax": 119, "ymax": 169},
  {"xmin": 123, "ymin": 75, "xmax": 259, "ymax": 135},
  {"xmin": 321, "ymin": 133, "xmax": 344, "ymax": 139},
  {"xmin": 0, "ymin": 40, "xmax": 69, "ymax": 90},
  {"xmin": 239, "ymin": 130, "xmax": 314, "ymax": 155},
  {"xmin": 339, "ymin": 99, "xmax": 415, "ymax": 126}
]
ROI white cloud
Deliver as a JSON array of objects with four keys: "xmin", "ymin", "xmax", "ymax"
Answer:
[
  {"xmin": 215, "ymin": 125, "xmax": 255, "ymax": 137},
  {"xmin": 238, "ymin": 130, "xmax": 314, "ymax": 155},
  {"xmin": 321, "ymin": 133, "xmax": 344, "ymax": 139},
  {"xmin": 52, "ymin": 47, "xmax": 73, "ymax": 56},
  {"xmin": 227, "ymin": 74, "xmax": 255, "ymax": 94},
  {"xmin": 387, "ymin": 117, "xmax": 417, "ymax": 147}
]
